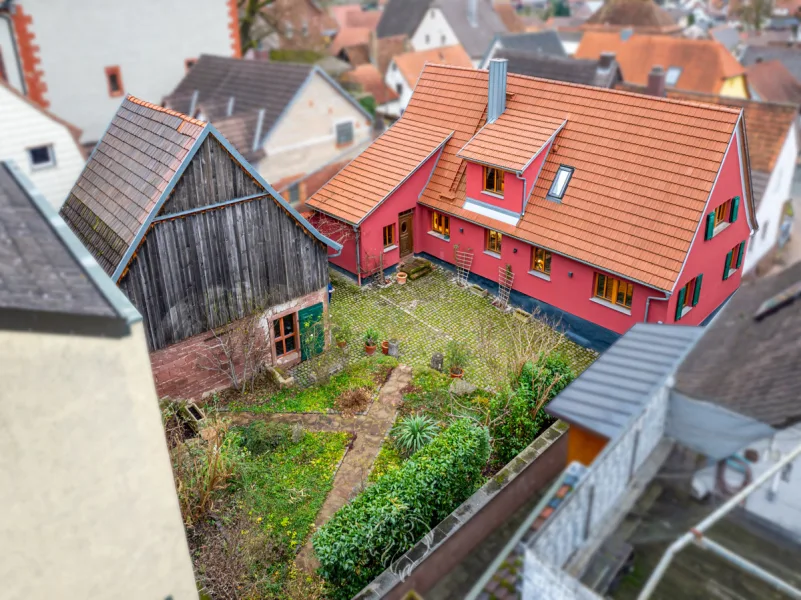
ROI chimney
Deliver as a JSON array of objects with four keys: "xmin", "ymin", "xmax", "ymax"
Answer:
[
  {"xmin": 226, "ymin": 96, "xmax": 236, "ymax": 116},
  {"xmin": 488, "ymin": 58, "xmax": 507, "ymax": 124},
  {"xmin": 598, "ymin": 51, "xmax": 615, "ymax": 71},
  {"xmin": 646, "ymin": 65, "xmax": 666, "ymax": 98},
  {"xmin": 468, "ymin": 0, "xmax": 478, "ymax": 28}
]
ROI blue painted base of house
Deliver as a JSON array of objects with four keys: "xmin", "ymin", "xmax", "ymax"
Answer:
[{"xmin": 418, "ymin": 252, "xmax": 620, "ymax": 352}]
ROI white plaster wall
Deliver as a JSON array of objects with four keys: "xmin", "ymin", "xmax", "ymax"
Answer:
[
  {"xmin": 410, "ymin": 8, "xmax": 459, "ymax": 51},
  {"xmin": 0, "ymin": 322, "xmax": 197, "ymax": 600},
  {"xmin": 258, "ymin": 71, "xmax": 372, "ymax": 184},
  {"xmin": 380, "ymin": 61, "xmax": 413, "ymax": 118},
  {"xmin": 0, "ymin": 83, "xmax": 85, "ymax": 208},
  {"xmin": 744, "ymin": 124, "xmax": 798, "ymax": 273},
  {"xmin": 0, "ymin": 15, "xmax": 24, "ymax": 91},
  {"xmin": 20, "ymin": 0, "xmax": 235, "ymax": 142}
]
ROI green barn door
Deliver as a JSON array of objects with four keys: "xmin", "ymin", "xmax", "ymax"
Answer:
[{"xmin": 299, "ymin": 302, "xmax": 325, "ymax": 360}]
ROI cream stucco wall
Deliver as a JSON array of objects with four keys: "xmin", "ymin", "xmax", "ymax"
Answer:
[
  {"xmin": 258, "ymin": 71, "xmax": 372, "ymax": 184},
  {"xmin": 720, "ymin": 75, "xmax": 749, "ymax": 99},
  {"xmin": 0, "ymin": 322, "xmax": 197, "ymax": 600},
  {"xmin": 410, "ymin": 7, "xmax": 459, "ymax": 51}
]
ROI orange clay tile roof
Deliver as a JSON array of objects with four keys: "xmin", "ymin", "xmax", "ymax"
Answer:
[
  {"xmin": 307, "ymin": 119, "xmax": 453, "ymax": 224},
  {"xmin": 342, "ymin": 63, "xmax": 399, "ymax": 105},
  {"xmin": 746, "ymin": 59, "xmax": 801, "ymax": 105},
  {"xmin": 582, "ymin": 0, "xmax": 681, "ymax": 33},
  {"xmin": 575, "ymin": 32, "xmax": 744, "ymax": 94},
  {"xmin": 311, "ymin": 64, "xmax": 746, "ymax": 291},
  {"xmin": 393, "ymin": 45, "xmax": 473, "ymax": 86},
  {"xmin": 494, "ymin": 2, "xmax": 526, "ymax": 33},
  {"xmin": 458, "ymin": 112, "xmax": 565, "ymax": 172},
  {"xmin": 330, "ymin": 26, "xmax": 372, "ymax": 55}
]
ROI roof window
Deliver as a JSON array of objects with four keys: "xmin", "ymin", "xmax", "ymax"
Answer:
[
  {"xmin": 665, "ymin": 66, "xmax": 682, "ymax": 87},
  {"xmin": 547, "ymin": 165, "xmax": 574, "ymax": 201}
]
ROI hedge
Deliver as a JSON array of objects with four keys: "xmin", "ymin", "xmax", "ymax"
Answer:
[{"xmin": 312, "ymin": 419, "xmax": 490, "ymax": 599}]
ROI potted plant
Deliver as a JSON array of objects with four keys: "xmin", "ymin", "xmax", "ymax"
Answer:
[
  {"xmin": 363, "ymin": 327, "xmax": 380, "ymax": 355},
  {"xmin": 334, "ymin": 322, "xmax": 352, "ymax": 349},
  {"xmin": 445, "ymin": 340, "xmax": 470, "ymax": 378},
  {"xmin": 381, "ymin": 339, "xmax": 390, "ymax": 354},
  {"xmin": 397, "ymin": 271, "xmax": 408, "ymax": 285}
]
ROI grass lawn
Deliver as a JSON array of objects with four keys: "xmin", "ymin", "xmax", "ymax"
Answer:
[{"xmin": 229, "ymin": 356, "xmax": 397, "ymax": 414}]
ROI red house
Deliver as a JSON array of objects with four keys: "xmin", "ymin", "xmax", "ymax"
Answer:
[{"xmin": 308, "ymin": 60, "xmax": 757, "ymax": 348}]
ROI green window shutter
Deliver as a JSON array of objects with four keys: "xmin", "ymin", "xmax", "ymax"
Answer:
[
  {"xmin": 723, "ymin": 251, "xmax": 732, "ymax": 280},
  {"xmin": 692, "ymin": 274, "xmax": 703, "ymax": 306},
  {"xmin": 704, "ymin": 213, "xmax": 715, "ymax": 240},
  {"xmin": 675, "ymin": 287, "xmax": 686, "ymax": 321},
  {"xmin": 730, "ymin": 196, "xmax": 740, "ymax": 222},
  {"xmin": 735, "ymin": 241, "xmax": 745, "ymax": 268}
]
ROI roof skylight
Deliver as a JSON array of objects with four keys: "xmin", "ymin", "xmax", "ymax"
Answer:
[
  {"xmin": 665, "ymin": 66, "xmax": 682, "ymax": 87},
  {"xmin": 547, "ymin": 165, "xmax": 574, "ymax": 201}
]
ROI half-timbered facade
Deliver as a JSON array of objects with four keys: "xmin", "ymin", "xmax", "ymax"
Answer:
[{"xmin": 61, "ymin": 96, "xmax": 339, "ymax": 398}]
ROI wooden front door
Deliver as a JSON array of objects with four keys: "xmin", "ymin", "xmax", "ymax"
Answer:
[{"xmin": 399, "ymin": 211, "xmax": 414, "ymax": 257}]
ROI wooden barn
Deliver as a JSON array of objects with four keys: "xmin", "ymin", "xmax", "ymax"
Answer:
[{"xmin": 60, "ymin": 96, "xmax": 340, "ymax": 399}]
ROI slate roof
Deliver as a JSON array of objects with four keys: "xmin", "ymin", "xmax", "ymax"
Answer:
[
  {"xmin": 497, "ymin": 48, "xmax": 621, "ymax": 88},
  {"xmin": 709, "ymin": 25, "xmax": 740, "ymax": 53},
  {"xmin": 376, "ymin": 0, "xmax": 431, "ymax": 38},
  {"xmin": 487, "ymin": 30, "xmax": 567, "ymax": 63},
  {"xmin": 746, "ymin": 59, "xmax": 801, "ymax": 104},
  {"xmin": 576, "ymin": 32, "xmax": 745, "ymax": 94},
  {"xmin": 547, "ymin": 323, "xmax": 703, "ymax": 439},
  {"xmin": 582, "ymin": 0, "xmax": 681, "ymax": 32},
  {"xmin": 60, "ymin": 97, "xmax": 205, "ymax": 276},
  {"xmin": 308, "ymin": 64, "xmax": 751, "ymax": 291},
  {"xmin": 393, "ymin": 45, "xmax": 474, "ymax": 86},
  {"xmin": 437, "ymin": 0, "xmax": 510, "ymax": 58},
  {"xmin": 675, "ymin": 261, "xmax": 801, "ymax": 429},
  {"xmin": 741, "ymin": 46, "xmax": 801, "ymax": 82}
]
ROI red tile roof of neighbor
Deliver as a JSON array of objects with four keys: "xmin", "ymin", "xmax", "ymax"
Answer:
[
  {"xmin": 393, "ymin": 45, "xmax": 474, "ymax": 86},
  {"xmin": 342, "ymin": 63, "xmax": 399, "ymax": 105},
  {"xmin": 746, "ymin": 59, "xmax": 801, "ymax": 105},
  {"xmin": 330, "ymin": 26, "xmax": 372, "ymax": 55},
  {"xmin": 576, "ymin": 32, "xmax": 744, "ymax": 94},
  {"xmin": 582, "ymin": 0, "xmax": 682, "ymax": 33},
  {"xmin": 308, "ymin": 64, "xmax": 751, "ymax": 291}
]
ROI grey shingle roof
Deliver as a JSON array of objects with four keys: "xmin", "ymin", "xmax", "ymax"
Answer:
[
  {"xmin": 376, "ymin": 0, "xmax": 431, "ymax": 38},
  {"xmin": 0, "ymin": 161, "xmax": 116, "ymax": 320},
  {"xmin": 710, "ymin": 26, "xmax": 740, "ymax": 53},
  {"xmin": 741, "ymin": 46, "xmax": 801, "ymax": 83},
  {"xmin": 494, "ymin": 31, "xmax": 567, "ymax": 58},
  {"xmin": 497, "ymin": 49, "xmax": 621, "ymax": 88},
  {"xmin": 164, "ymin": 55, "xmax": 313, "ymax": 154},
  {"xmin": 437, "ymin": 0, "xmax": 509, "ymax": 58},
  {"xmin": 547, "ymin": 323, "xmax": 704, "ymax": 439},
  {"xmin": 751, "ymin": 169, "xmax": 770, "ymax": 205},
  {"xmin": 60, "ymin": 97, "xmax": 204, "ymax": 276},
  {"xmin": 675, "ymin": 261, "xmax": 801, "ymax": 429}
]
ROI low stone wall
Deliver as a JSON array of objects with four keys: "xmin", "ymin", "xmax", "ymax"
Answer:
[
  {"xmin": 150, "ymin": 287, "xmax": 327, "ymax": 400},
  {"xmin": 353, "ymin": 420, "xmax": 569, "ymax": 600}
]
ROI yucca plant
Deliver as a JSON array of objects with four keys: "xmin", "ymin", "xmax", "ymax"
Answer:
[{"xmin": 392, "ymin": 414, "xmax": 440, "ymax": 457}]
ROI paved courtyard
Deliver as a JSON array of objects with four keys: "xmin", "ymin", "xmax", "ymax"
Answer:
[{"xmin": 292, "ymin": 266, "xmax": 597, "ymax": 389}]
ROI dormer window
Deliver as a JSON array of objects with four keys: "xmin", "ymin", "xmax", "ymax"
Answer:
[
  {"xmin": 548, "ymin": 165, "xmax": 573, "ymax": 201},
  {"xmin": 484, "ymin": 166, "xmax": 504, "ymax": 195}
]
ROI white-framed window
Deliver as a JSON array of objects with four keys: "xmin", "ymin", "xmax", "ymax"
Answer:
[
  {"xmin": 335, "ymin": 120, "xmax": 354, "ymax": 146},
  {"xmin": 425, "ymin": 34, "xmax": 430, "ymax": 44},
  {"xmin": 301, "ymin": 20, "xmax": 309, "ymax": 37},
  {"xmin": 29, "ymin": 145, "xmax": 55, "ymax": 169},
  {"xmin": 665, "ymin": 66, "xmax": 682, "ymax": 87},
  {"xmin": 396, "ymin": 82, "xmax": 403, "ymax": 95},
  {"xmin": 548, "ymin": 165, "xmax": 574, "ymax": 200},
  {"xmin": 285, "ymin": 20, "xmax": 294, "ymax": 38},
  {"xmin": 441, "ymin": 34, "xmax": 447, "ymax": 44}
]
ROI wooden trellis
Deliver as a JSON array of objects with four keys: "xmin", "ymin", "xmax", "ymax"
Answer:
[
  {"xmin": 455, "ymin": 250, "xmax": 474, "ymax": 287},
  {"xmin": 495, "ymin": 266, "xmax": 515, "ymax": 310}
]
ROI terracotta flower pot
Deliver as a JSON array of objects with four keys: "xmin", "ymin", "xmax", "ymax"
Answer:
[
  {"xmin": 381, "ymin": 340, "xmax": 390, "ymax": 355},
  {"xmin": 365, "ymin": 343, "xmax": 377, "ymax": 356},
  {"xmin": 337, "ymin": 340, "xmax": 347, "ymax": 349},
  {"xmin": 397, "ymin": 272, "xmax": 408, "ymax": 285},
  {"xmin": 450, "ymin": 368, "xmax": 464, "ymax": 379}
]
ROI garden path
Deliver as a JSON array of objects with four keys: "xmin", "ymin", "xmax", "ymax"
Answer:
[{"xmin": 232, "ymin": 365, "xmax": 413, "ymax": 572}]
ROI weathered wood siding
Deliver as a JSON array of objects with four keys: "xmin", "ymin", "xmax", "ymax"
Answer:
[
  {"xmin": 120, "ymin": 196, "xmax": 329, "ymax": 350},
  {"xmin": 158, "ymin": 135, "xmax": 263, "ymax": 216}
]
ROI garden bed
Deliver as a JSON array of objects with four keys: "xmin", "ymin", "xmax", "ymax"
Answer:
[{"xmin": 228, "ymin": 356, "xmax": 397, "ymax": 414}]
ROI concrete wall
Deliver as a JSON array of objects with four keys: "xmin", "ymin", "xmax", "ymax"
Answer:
[
  {"xmin": 150, "ymin": 287, "xmax": 327, "ymax": 399},
  {"xmin": 409, "ymin": 7, "xmax": 459, "ymax": 52},
  {"xmin": 10, "ymin": 0, "xmax": 237, "ymax": 142},
  {"xmin": 259, "ymin": 71, "xmax": 372, "ymax": 184},
  {"xmin": 0, "ymin": 83, "xmax": 85, "ymax": 208},
  {"xmin": 0, "ymin": 322, "xmax": 197, "ymax": 599},
  {"xmin": 744, "ymin": 122, "xmax": 797, "ymax": 273}
]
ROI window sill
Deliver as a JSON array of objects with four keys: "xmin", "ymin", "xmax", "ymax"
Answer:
[
  {"xmin": 528, "ymin": 269, "xmax": 551, "ymax": 281},
  {"xmin": 427, "ymin": 230, "xmax": 450, "ymax": 242},
  {"xmin": 383, "ymin": 244, "xmax": 398, "ymax": 253},
  {"xmin": 482, "ymin": 190, "xmax": 504, "ymax": 199},
  {"xmin": 483, "ymin": 250, "xmax": 501, "ymax": 259},
  {"xmin": 680, "ymin": 305, "xmax": 693, "ymax": 318},
  {"xmin": 30, "ymin": 162, "xmax": 55, "ymax": 171},
  {"xmin": 726, "ymin": 268, "xmax": 738, "ymax": 279},
  {"xmin": 590, "ymin": 297, "xmax": 631, "ymax": 315},
  {"xmin": 712, "ymin": 221, "xmax": 730, "ymax": 237}
]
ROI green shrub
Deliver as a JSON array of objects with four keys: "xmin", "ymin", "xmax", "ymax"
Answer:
[
  {"xmin": 489, "ymin": 352, "xmax": 574, "ymax": 465},
  {"xmin": 391, "ymin": 414, "xmax": 439, "ymax": 457},
  {"xmin": 269, "ymin": 48, "xmax": 324, "ymax": 63},
  {"xmin": 445, "ymin": 339, "xmax": 470, "ymax": 372},
  {"xmin": 240, "ymin": 421, "xmax": 292, "ymax": 455},
  {"xmin": 313, "ymin": 419, "xmax": 490, "ymax": 599},
  {"xmin": 358, "ymin": 94, "xmax": 377, "ymax": 116}
]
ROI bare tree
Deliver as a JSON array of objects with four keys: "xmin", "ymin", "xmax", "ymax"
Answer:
[{"xmin": 737, "ymin": 0, "xmax": 774, "ymax": 31}]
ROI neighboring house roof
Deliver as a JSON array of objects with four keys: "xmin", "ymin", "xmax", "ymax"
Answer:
[
  {"xmin": 0, "ymin": 160, "xmax": 140, "ymax": 333},
  {"xmin": 330, "ymin": 26, "xmax": 372, "ymax": 55},
  {"xmin": 746, "ymin": 59, "xmax": 801, "ymax": 104},
  {"xmin": 741, "ymin": 45, "xmax": 801, "ymax": 81},
  {"xmin": 547, "ymin": 16, "xmax": 590, "ymax": 29},
  {"xmin": 496, "ymin": 48, "xmax": 621, "ymax": 88},
  {"xmin": 344, "ymin": 44, "xmax": 372, "ymax": 66},
  {"xmin": 493, "ymin": 2, "xmax": 526, "ymax": 33},
  {"xmin": 575, "ymin": 32, "xmax": 745, "ymax": 94},
  {"xmin": 309, "ymin": 64, "xmax": 752, "ymax": 291},
  {"xmin": 343, "ymin": 64, "xmax": 400, "ymax": 104},
  {"xmin": 675, "ymin": 261, "xmax": 801, "ymax": 429},
  {"xmin": 392, "ymin": 45, "xmax": 474, "ymax": 86},
  {"xmin": 316, "ymin": 55, "xmax": 355, "ymax": 78},
  {"xmin": 709, "ymin": 25, "xmax": 740, "ymax": 53},
  {"xmin": 376, "ymin": 0, "xmax": 432, "ymax": 38},
  {"xmin": 164, "ymin": 55, "xmax": 370, "ymax": 161},
  {"xmin": 331, "ymin": 4, "xmax": 382, "ymax": 29},
  {"xmin": 60, "ymin": 97, "xmax": 339, "ymax": 280},
  {"xmin": 483, "ymin": 31, "xmax": 567, "ymax": 66},
  {"xmin": 377, "ymin": 35, "xmax": 410, "ymax": 75},
  {"xmin": 547, "ymin": 323, "xmax": 703, "ymax": 439},
  {"xmin": 582, "ymin": 0, "xmax": 681, "ymax": 33}
]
